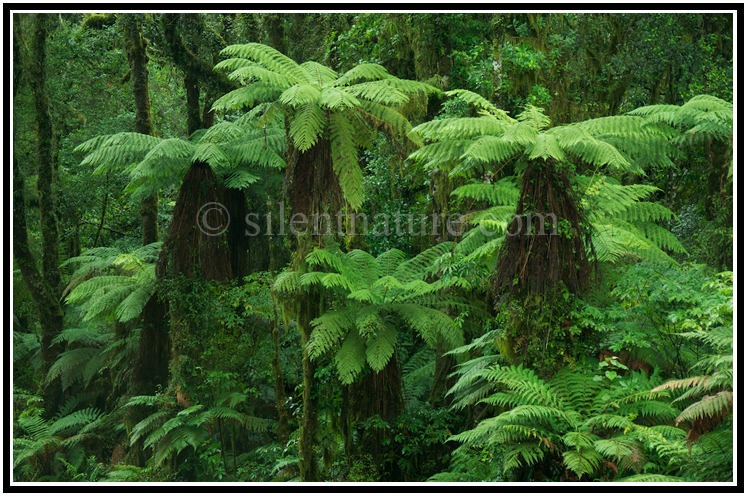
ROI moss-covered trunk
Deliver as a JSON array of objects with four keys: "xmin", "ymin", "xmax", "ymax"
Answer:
[
  {"xmin": 297, "ymin": 293, "xmax": 318, "ymax": 482},
  {"xmin": 14, "ymin": 13, "xmax": 65, "ymax": 418},
  {"xmin": 123, "ymin": 14, "xmax": 159, "ymax": 245}
]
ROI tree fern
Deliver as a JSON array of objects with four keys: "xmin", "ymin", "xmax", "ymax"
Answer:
[
  {"xmin": 410, "ymin": 96, "xmax": 685, "ymax": 295},
  {"xmin": 75, "ymin": 104, "xmax": 287, "ymax": 203},
  {"xmin": 276, "ymin": 243, "xmax": 471, "ymax": 384},
  {"xmin": 63, "ymin": 244, "xmax": 160, "ymax": 323},
  {"xmin": 213, "ymin": 42, "xmax": 439, "ymax": 211}
]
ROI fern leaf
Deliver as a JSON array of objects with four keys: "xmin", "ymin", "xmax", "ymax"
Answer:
[
  {"xmin": 329, "ymin": 110, "xmax": 364, "ymax": 210},
  {"xmin": 365, "ymin": 323, "xmax": 398, "ymax": 372},
  {"xmin": 335, "ymin": 330, "xmax": 367, "ymax": 384}
]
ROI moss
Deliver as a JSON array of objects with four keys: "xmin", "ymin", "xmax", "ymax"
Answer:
[{"xmin": 81, "ymin": 13, "xmax": 116, "ymax": 30}]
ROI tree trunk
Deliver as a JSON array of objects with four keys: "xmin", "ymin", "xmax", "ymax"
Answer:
[
  {"xmin": 123, "ymin": 14, "xmax": 160, "ymax": 245},
  {"xmin": 14, "ymin": 13, "xmax": 65, "ymax": 419},
  {"xmin": 297, "ymin": 292, "xmax": 318, "ymax": 482},
  {"xmin": 262, "ymin": 13, "xmax": 287, "ymax": 55}
]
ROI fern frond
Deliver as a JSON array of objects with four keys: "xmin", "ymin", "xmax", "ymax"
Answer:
[
  {"xmin": 445, "ymin": 89, "xmax": 512, "ymax": 121},
  {"xmin": 219, "ymin": 43, "xmax": 306, "ymax": 85},
  {"xmin": 45, "ymin": 348, "xmax": 99, "ymax": 391},
  {"xmin": 308, "ymin": 310, "xmax": 354, "ymax": 360},
  {"xmin": 335, "ymin": 330, "xmax": 367, "ymax": 384},
  {"xmin": 211, "ymin": 83, "xmax": 284, "ymax": 111},
  {"xmin": 279, "ymin": 83, "xmax": 322, "ymax": 108},
  {"xmin": 334, "ymin": 63, "xmax": 393, "ymax": 86},
  {"xmin": 299, "ymin": 60, "xmax": 338, "ymax": 84},
  {"xmin": 115, "ymin": 285, "xmax": 155, "ymax": 322},
  {"xmin": 365, "ymin": 322, "xmax": 398, "ymax": 372},
  {"xmin": 346, "ymin": 81, "xmax": 409, "ymax": 107},
  {"xmin": 562, "ymin": 446, "xmax": 603, "ymax": 479},
  {"xmin": 329, "ymin": 110, "xmax": 364, "ymax": 210},
  {"xmin": 675, "ymin": 390, "xmax": 732, "ymax": 425},
  {"xmin": 517, "ymin": 105, "xmax": 551, "ymax": 132},
  {"xmin": 320, "ymin": 87, "xmax": 361, "ymax": 110}
]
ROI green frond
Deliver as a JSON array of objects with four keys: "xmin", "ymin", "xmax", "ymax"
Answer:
[
  {"xmin": 393, "ymin": 241, "xmax": 453, "ymax": 283},
  {"xmin": 376, "ymin": 249, "xmax": 407, "ymax": 277},
  {"xmin": 213, "ymin": 57, "xmax": 256, "ymax": 72},
  {"xmin": 49, "ymin": 408, "xmax": 102, "ymax": 436},
  {"xmin": 452, "ymin": 178, "xmax": 519, "ymax": 206},
  {"xmin": 502, "ymin": 440, "xmax": 546, "ymax": 470},
  {"xmin": 289, "ymin": 102, "xmax": 326, "ymax": 152},
  {"xmin": 198, "ymin": 121, "xmax": 248, "ymax": 144},
  {"xmin": 517, "ymin": 105, "xmax": 550, "ymax": 132},
  {"xmin": 115, "ymin": 285, "xmax": 155, "ymax": 322},
  {"xmin": 413, "ymin": 117, "xmax": 509, "ymax": 144},
  {"xmin": 299, "ymin": 60, "xmax": 339, "ymax": 84},
  {"xmin": 636, "ymin": 220, "xmax": 687, "ymax": 253},
  {"xmin": 447, "ymin": 354, "xmax": 502, "ymax": 406},
  {"xmin": 561, "ymin": 130, "xmax": 632, "ymax": 171},
  {"xmin": 193, "ymin": 142, "xmax": 230, "ymax": 171},
  {"xmin": 320, "ymin": 87, "xmax": 361, "ymax": 110},
  {"xmin": 527, "ymin": 133, "xmax": 566, "ymax": 162},
  {"xmin": 334, "ymin": 63, "xmax": 393, "ymax": 86},
  {"xmin": 347, "ymin": 249, "xmax": 383, "ymax": 282},
  {"xmin": 376, "ymin": 77, "xmax": 440, "ymax": 98},
  {"xmin": 357, "ymin": 99, "xmax": 413, "ymax": 140},
  {"xmin": 273, "ymin": 270, "xmax": 301, "ymax": 296},
  {"xmin": 211, "ymin": 83, "xmax": 284, "ymax": 112},
  {"xmin": 128, "ymin": 138, "xmax": 194, "ymax": 181},
  {"xmin": 306, "ymin": 246, "xmax": 345, "ymax": 272},
  {"xmin": 562, "ymin": 446, "xmax": 603, "ymax": 479},
  {"xmin": 445, "ymin": 89, "xmax": 512, "ymax": 121},
  {"xmin": 279, "ymin": 83, "xmax": 322, "ymax": 108},
  {"xmin": 481, "ymin": 364, "xmax": 564, "ymax": 410},
  {"xmin": 346, "ymin": 81, "xmax": 409, "ymax": 107},
  {"xmin": 80, "ymin": 143, "xmax": 144, "ymax": 175},
  {"xmin": 335, "ymin": 330, "xmax": 367, "ymax": 384},
  {"xmin": 75, "ymin": 132, "xmax": 160, "ymax": 158},
  {"xmin": 329, "ymin": 110, "xmax": 365, "ymax": 210},
  {"xmin": 460, "ymin": 133, "xmax": 527, "ymax": 169},
  {"xmin": 593, "ymin": 437, "xmax": 638, "ymax": 461},
  {"xmin": 45, "ymin": 348, "xmax": 99, "ymax": 391},
  {"xmin": 228, "ymin": 65, "xmax": 295, "ymax": 88},
  {"xmin": 224, "ymin": 141, "xmax": 286, "ymax": 171},
  {"xmin": 207, "ymin": 406, "xmax": 269, "ymax": 431},
  {"xmin": 223, "ymin": 168, "xmax": 262, "ymax": 189},
  {"xmin": 82, "ymin": 283, "xmax": 138, "ymax": 321},
  {"xmin": 219, "ymin": 42, "xmax": 307, "ymax": 85},
  {"xmin": 616, "ymin": 400, "xmax": 680, "ymax": 422},
  {"xmin": 51, "ymin": 328, "xmax": 108, "ymax": 347},
  {"xmin": 308, "ymin": 310, "xmax": 355, "ymax": 359},
  {"xmin": 619, "ymin": 201, "xmax": 678, "ymax": 223},
  {"xmin": 403, "ymin": 347, "xmax": 436, "ymax": 404},
  {"xmin": 365, "ymin": 322, "xmax": 398, "ymax": 372}
]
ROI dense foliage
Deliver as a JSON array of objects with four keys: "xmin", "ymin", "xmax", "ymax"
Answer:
[{"xmin": 12, "ymin": 12, "xmax": 734, "ymax": 484}]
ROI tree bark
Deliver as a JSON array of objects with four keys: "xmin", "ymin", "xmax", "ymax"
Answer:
[
  {"xmin": 262, "ymin": 13, "xmax": 287, "ymax": 55},
  {"xmin": 123, "ymin": 14, "xmax": 160, "ymax": 245},
  {"xmin": 297, "ymin": 292, "xmax": 318, "ymax": 482},
  {"xmin": 14, "ymin": 13, "xmax": 65, "ymax": 418},
  {"xmin": 161, "ymin": 13, "xmax": 237, "ymax": 136}
]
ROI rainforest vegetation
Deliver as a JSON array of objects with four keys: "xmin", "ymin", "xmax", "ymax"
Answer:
[{"xmin": 12, "ymin": 12, "xmax": 734, "ymax": 483}]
